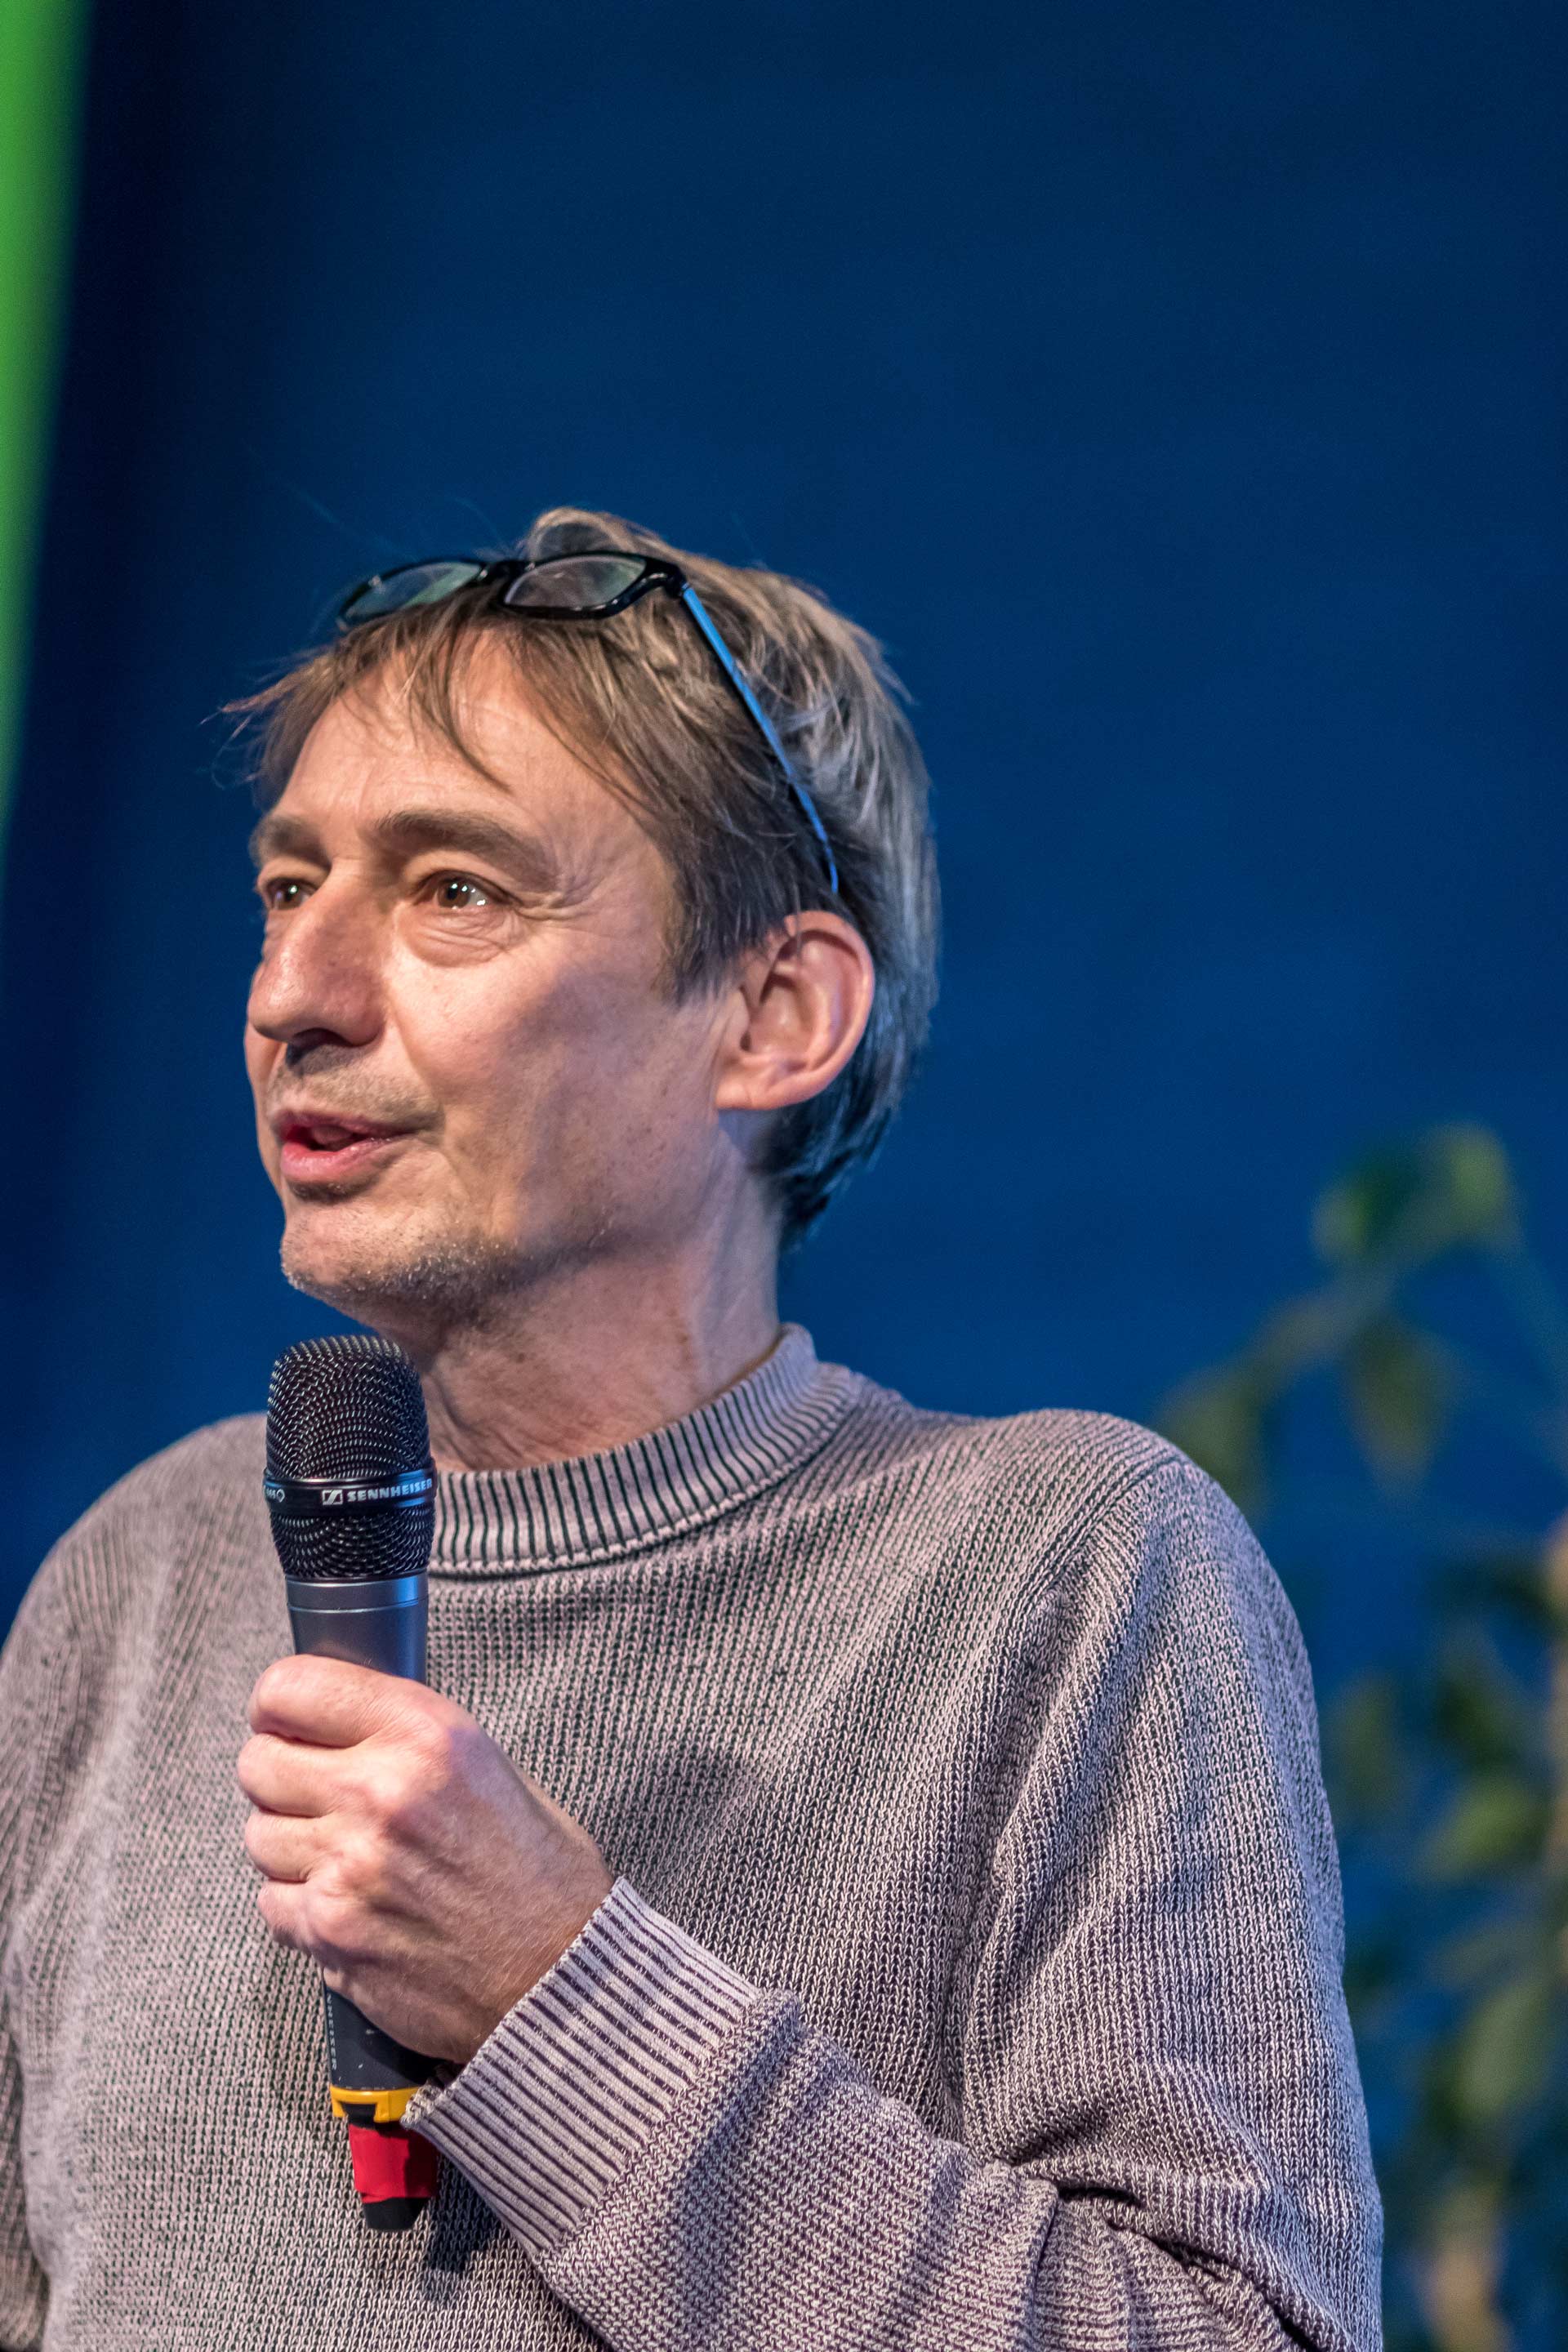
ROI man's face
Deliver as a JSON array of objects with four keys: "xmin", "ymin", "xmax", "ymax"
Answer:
[{"xmin": 244, "ymin": 641, "xmax": 736, "ymax": 1339}]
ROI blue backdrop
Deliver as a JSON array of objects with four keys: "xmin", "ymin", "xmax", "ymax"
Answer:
[{"xmin": 3, "ymin": 0, "xmax": 1563, "ymax": 1660}]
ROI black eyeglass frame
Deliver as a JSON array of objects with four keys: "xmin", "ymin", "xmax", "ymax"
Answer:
[{"xmin": 336, "ymin": 552, "xmax": 839, "ymax": 896}]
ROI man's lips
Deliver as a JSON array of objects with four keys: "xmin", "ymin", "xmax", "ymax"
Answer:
[{"xmin": 273, "ymin": 1112, "xmax": 416, "ymax": 1185}]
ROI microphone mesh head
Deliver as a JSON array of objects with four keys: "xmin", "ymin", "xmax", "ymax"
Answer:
[{"xmin": 265, "ymin": 1334, "xmax": 434, "ymax": 1582}]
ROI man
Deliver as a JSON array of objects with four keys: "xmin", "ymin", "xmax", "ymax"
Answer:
[{"xmin": 0, "ymin": 508, "xmax": 1380, "ymax": 2350}]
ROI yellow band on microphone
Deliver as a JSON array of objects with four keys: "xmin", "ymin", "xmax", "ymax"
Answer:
[{"xmin": 329, "ymin": 2084, "xmax": 420, "ymax": 2125}]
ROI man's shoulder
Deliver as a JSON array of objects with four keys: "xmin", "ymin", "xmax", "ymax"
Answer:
[
  {"xmin": 848, "ymin": 1377, "xmax": 1200, "ymax": 1518},
  {"xmin": 26, "ymin": 1414, "xmax": 270, "ymax": 1624},
  {"xmin": 837, "ymin": 1375, "xmax": 1258, "ymax": 1596},
  {"xmin": 907, "ymin": 1396, "xmax": 1182, "ymax": 1490}
]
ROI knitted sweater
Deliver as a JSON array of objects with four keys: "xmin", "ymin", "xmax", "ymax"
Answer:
[{"xmin": 0, "ymin": 1327, "xmax": 1380, "ymax": 2350}]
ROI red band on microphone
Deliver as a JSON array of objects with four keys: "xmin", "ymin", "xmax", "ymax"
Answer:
[{"xmin": 346, "ymin": 2123, "xmax": 439, "ymax": 2206}]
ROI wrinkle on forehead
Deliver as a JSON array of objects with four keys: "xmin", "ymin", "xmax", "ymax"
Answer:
[{"xmin": 331, "ymin": 633, "xmax": 628, "ymax": 811}]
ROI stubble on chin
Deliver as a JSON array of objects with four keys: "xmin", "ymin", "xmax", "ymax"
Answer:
[{"xmin": 278, "ymin": 1206, "xmax": 525, "ymax": 1339}]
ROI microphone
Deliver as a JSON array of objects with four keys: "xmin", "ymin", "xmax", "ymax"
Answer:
[{"xmin": 264, "ymin": 1333, "xmax": 441, "ymax": 2234}]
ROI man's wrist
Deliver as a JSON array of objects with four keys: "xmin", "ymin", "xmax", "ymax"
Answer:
[
  {"xmin": 482, "ymin": 1854, "xmax": 617, "ymax": 2049},
  {"xmin": 406, "ymin": 1879, "xmax": 761, "ymax": 2256}
]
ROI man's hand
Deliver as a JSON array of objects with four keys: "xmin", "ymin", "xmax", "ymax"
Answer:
[{"xmin": 237, "ymin": 1656, "xmax": 613, "ymax": 2066}]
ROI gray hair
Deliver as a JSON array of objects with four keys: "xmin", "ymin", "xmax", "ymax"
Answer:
[{"xmin": 232, "ymin": 506, "xmax": 940, "ymax": 1248}]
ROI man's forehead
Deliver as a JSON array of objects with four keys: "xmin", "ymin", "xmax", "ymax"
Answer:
[
  {"xmin": 255, "ymin": 663, "xmax": 632, "ymax": 866},
  {"xmin": 295, "ymin": 657, "xmax": 568, "ymax": 791}
]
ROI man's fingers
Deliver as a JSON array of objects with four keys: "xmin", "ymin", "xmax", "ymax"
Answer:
[
  {"xmin": 243, "ymin": 1806, "xmax": 321, "ymax": 1883},
  {"xmin": 247, "ymin": 1652, "xmax": 409, "ymax": 1744},
  {"xmin": 237, "ymin": 1730, "xmax": 333, "ymax": 1815}
]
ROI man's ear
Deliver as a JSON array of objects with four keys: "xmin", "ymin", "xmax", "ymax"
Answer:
[{"xmin": 713, "ymin": 913, "xmax": 875, "ymax": 1117}]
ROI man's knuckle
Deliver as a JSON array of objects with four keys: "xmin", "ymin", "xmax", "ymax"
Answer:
[
  {"xmin": 332, "ymin": 1833, "xmax": 383, "ymax": 1900},
  {"xmin": 365, "ymin": 1742, "xmax": 441, "ymax": 1826},
  {"xmin": 354, "ymin": 1762, "xmax": 403, "ymax": 1825}
]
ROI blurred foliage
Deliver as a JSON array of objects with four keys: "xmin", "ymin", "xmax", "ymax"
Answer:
[{"xmin": 1157, "ymin": 1125, "xmax": 1568, "ymax": 2352}]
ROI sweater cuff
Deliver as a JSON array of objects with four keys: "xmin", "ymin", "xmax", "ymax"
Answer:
[{"xmin": 405, "ymin": 1878, "xmax": 761, "ymax": 2257}]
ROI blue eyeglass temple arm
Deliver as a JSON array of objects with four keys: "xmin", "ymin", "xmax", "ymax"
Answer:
[{"xmin": 677, "ymin": 583, "xmax": 840, "ymax": 897}]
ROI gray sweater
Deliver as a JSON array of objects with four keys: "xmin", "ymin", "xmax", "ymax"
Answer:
[{"xmin": 0, "ymin": 1327, "xmax": 1380, "ymax": 2350}]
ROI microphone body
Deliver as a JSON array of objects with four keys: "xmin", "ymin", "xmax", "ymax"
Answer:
[
  {"xmin": 283, "ymin": 1568, "xmax": 427, "ymax": 1680},
  {"xmin": 264, "ymin": 1336, "xmax": 442, "ymax": 2233}
]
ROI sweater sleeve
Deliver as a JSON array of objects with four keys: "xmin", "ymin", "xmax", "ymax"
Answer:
[
  {"xmin": 0, "ymin": 2011, "xmax": 43, "ymax": 2352},
  {"xmin": 407, "ymin": 1457, "xmax": 1382, "ymax": 2352},
  {"xmin": 0, "ymin": 1566, "xmax": 75, "ymax": 2352}
]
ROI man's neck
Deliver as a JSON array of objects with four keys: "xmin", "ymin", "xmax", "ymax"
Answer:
[{"xmin": 395, "ymin": 1246, "xmax": 783, "ymax": 1475}]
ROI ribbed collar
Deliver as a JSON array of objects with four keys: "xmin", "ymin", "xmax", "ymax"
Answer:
[{"xmin": 430, "ymin": 1325, "xmax": 853, "ymax": 1575}]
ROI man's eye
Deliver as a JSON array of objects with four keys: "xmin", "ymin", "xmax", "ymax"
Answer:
[
  {"xmin": 261, "ymin": 876, "xmax": 312, "ymax": 912},
  {"xmin": 430, "ymin": 875, "xmax": 494, "ymax": 910}
]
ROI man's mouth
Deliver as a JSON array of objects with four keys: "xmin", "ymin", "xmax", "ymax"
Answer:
[{"xmin": 274, "ymin": 1113, "xmax": 413, "ymax": 1186}]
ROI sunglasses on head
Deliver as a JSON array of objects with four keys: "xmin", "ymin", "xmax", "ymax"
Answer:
[{"xmin": 338, "ymin": 550, "xmax": 839, "ymax": 897}]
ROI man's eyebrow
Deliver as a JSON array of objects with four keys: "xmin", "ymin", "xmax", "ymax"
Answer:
[
  {"xmin": 368, "ymin": 807, "xmax": 562, "ymax": 887},
  {"xmin": 248, "ymin": 811, "xmax": 317, "ymax": 870},
  {"xmin": 248, "ymin": 806, "xmax": 563, "ymax": 891}
]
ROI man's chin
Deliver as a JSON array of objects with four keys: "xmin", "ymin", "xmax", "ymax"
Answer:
[{"xmin": 279, "ymin": 1219, "xmax": 523, "ymax": 1337}]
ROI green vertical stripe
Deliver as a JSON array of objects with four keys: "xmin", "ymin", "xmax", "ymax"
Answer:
[{"xmin": 0, "ymin": 0, "xmax": 89, "ymax": 879}]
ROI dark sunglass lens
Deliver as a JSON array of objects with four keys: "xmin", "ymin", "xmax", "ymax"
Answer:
[
  {"xmin": 341, "ymin": 560, "xmax": 486, "ymax": 625},
  {"xmin": 501, "ymin": 555, "xmax": 649, "ymax": 613}
]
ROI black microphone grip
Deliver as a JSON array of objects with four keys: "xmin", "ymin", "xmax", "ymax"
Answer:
[{"xmin": 283, "ymin": 1572, "xmax": 439, "ymax": 2134}]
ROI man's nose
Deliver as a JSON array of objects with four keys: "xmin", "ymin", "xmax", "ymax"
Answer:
[{"xmin": 247, "ymin": 880, "xmax": 385, "ymax": 1055}]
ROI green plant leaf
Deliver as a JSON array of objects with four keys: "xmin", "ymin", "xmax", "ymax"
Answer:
[
  {"xmin": 1422, "ymin": 1772, "xmax": 1548, "ymax": 1881},
  {"xmin": 1343, "ymin": 1316, "xmax": 1451, "ymax": 1486},
  {"xmin": 1423, "ymin": 1126, "xmax": 1518, "ymax": 1254},
  {"xmin": 1450, "ymin": 1967, "xmax": 1557, "ymax": 2127},
  {"xmin": 1312, "ymin": 1125, "xmax": 1517, "ymax": 1270}
]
